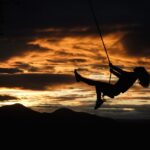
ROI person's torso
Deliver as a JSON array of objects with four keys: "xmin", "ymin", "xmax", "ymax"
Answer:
[{"xmin": 114, "ymin": 72, "xmax": 138, "ymax": 93}]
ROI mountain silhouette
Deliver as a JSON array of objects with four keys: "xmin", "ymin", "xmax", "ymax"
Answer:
[
  {"xmin": 0, "ymin": 104, "xmax": 38, "ymax": 116},
  {"xmin": 0, "ymin": 104, "xmax": 115, "ymax": 123},
  {"xmin": 0, "ymin": 104, "xmax": 150, "ymax": 135},
  {"xmin": 0, "ymin": 104, "xmax": 117, "ymax": 131}
]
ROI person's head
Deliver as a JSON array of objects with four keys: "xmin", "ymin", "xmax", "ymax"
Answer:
[{"xmin": 134, "ymin": 67, "xmax": 150, "ymax": 88}]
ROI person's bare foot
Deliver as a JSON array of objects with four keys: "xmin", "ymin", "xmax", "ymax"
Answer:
[
  {"xmin": 94, "ymin": 99, "xmax": 104, "ymax": 110},
  {"xmin": 74, "ymin": 69, "xmax": 81, "ymax": 82}
]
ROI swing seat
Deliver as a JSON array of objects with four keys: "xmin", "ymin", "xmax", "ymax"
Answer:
[{"xmin": 103, "ymin": 89, "xmax": 121, "ymax": 99}]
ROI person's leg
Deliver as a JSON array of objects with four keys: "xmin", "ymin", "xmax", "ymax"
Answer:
[
  {"xmin": 74, "ymin": 69, "xmax": 97, "ymax": 85},
  {"xmin": 94, "ymin": 86, "xmax": 104, "ymax": 110},
  {"xmin": 96, "ymin": 86, "xmax": 101, "ymax": 100},
  {"xmin": 74, "ymin": 69, "xmax": 109, "ymax": 87},
  {"xmin": 74, "ymin": 69, "xmax": 115, "ymax": 108}
]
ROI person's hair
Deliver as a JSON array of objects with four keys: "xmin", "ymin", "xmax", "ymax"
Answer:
[{"xmin": 134, "ymin": 67, "xmax": 150, "ymax": 88}]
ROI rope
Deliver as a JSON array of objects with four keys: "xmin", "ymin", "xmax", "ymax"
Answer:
[
  {"xmin": 88, "ymin": 0, "xmax": 111, "ymax": 64},
  {"xmin": 88, "ymin": 0, "xmax": 112, "ymax": 83}
]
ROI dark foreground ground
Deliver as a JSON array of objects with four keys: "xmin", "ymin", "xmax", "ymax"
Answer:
[
  {"xmin": 0, "ymin": 103, "xmax": 150, "ymax": 146},
  {"xmin": 0, "ymin": 104, "xmax": 148, "ymax": 147}
]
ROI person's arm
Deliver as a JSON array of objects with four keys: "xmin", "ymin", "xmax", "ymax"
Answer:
[
  {"xmin": 110, "ymin": 68, "xmax": 121, "ymax": 78},
  {"xmin": 109, "ymin": 63, "xmax": 125, "ymax": 74}
]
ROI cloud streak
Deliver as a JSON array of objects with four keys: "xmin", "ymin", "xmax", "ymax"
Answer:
[
  {"xmin": 0, "ymin": 73, "xmax": 75, "ymax": 90},
  {"xmin": 0, "ymin": 67, "xmax": 23, "ymax": 74},
  {"xmin": 0, "ymin": 95, "xmax": 18, "ymax": 101}
]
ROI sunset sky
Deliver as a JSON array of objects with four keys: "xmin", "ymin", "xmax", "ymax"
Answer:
[{"xmin": 0, "ymin": 0, "xmax": 150, "ymax": 119}]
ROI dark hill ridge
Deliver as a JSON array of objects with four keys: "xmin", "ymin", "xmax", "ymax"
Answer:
[
  {"xmin": 0, "ymin": 104, "xmax": 38, "ymax": 116},
  {"xmin": 0, "ymin": 104, "xmax": 117, "ymax": 129},
  {"xmin": 0, "ymin": 104, "xmax": 150, "ymax": 133},
  {"xmin": 0, "ymin": 104, "xmax": 115, "ymax": 122}
]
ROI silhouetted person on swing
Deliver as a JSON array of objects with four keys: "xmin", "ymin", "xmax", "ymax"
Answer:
[{"xmin": 74, "ymin": 63, "xmax": 150, "ymax": 109}]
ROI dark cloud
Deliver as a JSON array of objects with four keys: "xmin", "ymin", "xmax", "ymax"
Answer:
[
  {"xmin": 47, "ymin": 59, "xmax": 68, "ymax": 64},
  {"xmin": 0, "ymin": 73, "xmax": 75, "ymax": 90},
  {"xmin": 1, "ymin": 0, "xmax": 150, "ymax": 61},
  {"xmin": 3, "ymin": 0, "xmax": 149, "ymax": 30},
  {"xmin": 55, "ymin": 51, "xmax": 74, "ymax": 57},
  {"xmin": 47, "ymin": 58, "xmax": 87, "ymax": 64},
  {"xmin": 68, "ymin": 59, "xmax": 87, "ymax": 63},
  {"xmin": 2, "ymin": 0, "xmax": 89, "ymax": 31},
  {"xmin": 14, "ymin": 62, "xmax": 39, "ymax": 72},
  {"xmin": 0, "ymin": 95, "xmax": 18, "ymax": 101},
  {"xmin": 0, "ymin": 67, "xmax": 23, "ymax": 73},
  {"xmin": 0, "ymin": 38, "xmax": 49, "ymax": 61},
  {"xmin": 121, "ymin": 26, "xmax": 150, "ymax": 57}
]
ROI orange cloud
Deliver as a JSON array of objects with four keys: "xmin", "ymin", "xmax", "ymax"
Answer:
[{"xmin": 2, "ymin": 29, "xmax": 149, "ymax": 78}]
